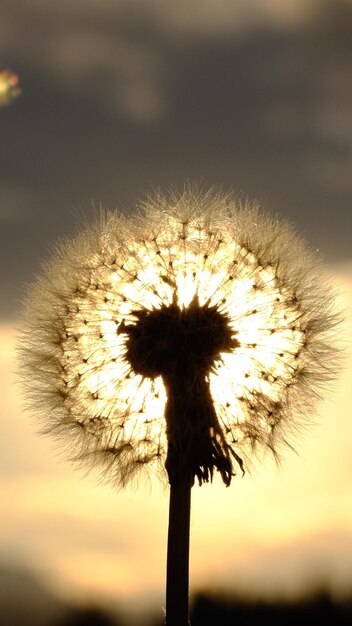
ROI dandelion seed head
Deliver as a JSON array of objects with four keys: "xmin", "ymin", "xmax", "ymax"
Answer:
[{"xmin": 19, "ymin": 188, "xmax": 341, "ymax": 488}]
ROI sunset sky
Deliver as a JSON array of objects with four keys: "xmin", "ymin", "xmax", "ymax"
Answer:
[{"xmin": 1, "ymin": 1, "xmax": 351, "ymax": 623}]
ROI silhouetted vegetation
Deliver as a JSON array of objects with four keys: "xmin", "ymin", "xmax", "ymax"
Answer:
[
  {"xmin": 1, "ymin": 570, "xmax": 352, "ymax": 626},
  {"xmin": 57, "ymin": 605, "xmax": 120, "ymax": 626},
  {"xmin": 187, "ymin": 590, "xmax": 352, "ymax": 626},
  {"xmin": 1, "ymin": 565, "xmax": 352, "ymax": 625}
]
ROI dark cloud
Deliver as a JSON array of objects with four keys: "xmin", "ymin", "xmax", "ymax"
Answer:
[
  {"xmin": 1, "ymin": 0, "xmax": 351, "ymax": 318},
  {"xmin": 0, "ymin": 564, "xmax": 66, "ymax": 625}
]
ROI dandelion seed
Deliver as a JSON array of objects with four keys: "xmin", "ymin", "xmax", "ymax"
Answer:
[{"xmin": 18, "ymin": 188, "xmax": 341, "ymax": 625}]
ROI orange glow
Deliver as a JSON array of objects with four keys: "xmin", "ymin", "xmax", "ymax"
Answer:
[{"xmin": 1, "ymin": 267, "xmax": 351, "ymax": 606}]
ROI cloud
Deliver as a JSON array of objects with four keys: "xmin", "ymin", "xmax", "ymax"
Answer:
[
  {"xmin": 0, "ymin": 564, "xmax": 66, "ymax": 626},
  {"xmin": 0, "ymin": 0, "xmax": 323, "ymax": 43},
  {"xmin": 144, "ymin": 0, "xmax": 319, "ymax": 38},
  {"xmin": 0, "ymin": 184, "xmax": 34, "ymax": 223},
  {"xmin": 48, "ymin": 32, "xmax": 166, "ymax": 123},
  {"xmin": 0, "ymin": 0, "xmax": 349, "ymax": 125},
  {"xmin": 0, "ymin": 2, "xmax": 166, "ymax": 124},
  {"xmin": 1, "ymin": 2, "xmax": 352, "ymax": 313}
]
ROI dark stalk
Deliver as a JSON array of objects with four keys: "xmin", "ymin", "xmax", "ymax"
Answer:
[
  {"xmin": 165, "ymin": 468, "xmax": 192, "ymax": 626},
  {"xmin": 121, "ymin": 296, "xmax": 241, "ymax": 625}
]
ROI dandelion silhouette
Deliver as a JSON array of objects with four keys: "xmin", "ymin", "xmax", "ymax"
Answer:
[{"xmin": 19, "ymin": 189, "xmax": 340, "ymax": 626}]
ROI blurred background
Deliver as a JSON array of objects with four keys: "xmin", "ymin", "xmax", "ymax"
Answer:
[{"xmin": 0, "ymin": 0, "xmax": 351, "ymax": 624}]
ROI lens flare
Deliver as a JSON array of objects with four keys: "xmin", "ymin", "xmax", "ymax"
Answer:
[{"xmin": 0, "ymin": 69, "xmax": 21, "ymax": 107}]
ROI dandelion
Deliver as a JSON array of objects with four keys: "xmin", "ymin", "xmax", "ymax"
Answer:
[
  {"xmin": 0, "ymin": 69, "xmax": 21, "ymax": 107},
  {"xmin": 19, "ymin": 188, "xmax": 340, "ymax": 625}
]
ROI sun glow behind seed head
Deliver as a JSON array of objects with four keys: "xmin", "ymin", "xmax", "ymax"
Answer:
[
  {"xmin": 63, "ymin": 224, "xmax": 302, "ymax": 440},
  {"xmin": 19, "ymin": 191, "xmax": 339, "ymax": 487}
]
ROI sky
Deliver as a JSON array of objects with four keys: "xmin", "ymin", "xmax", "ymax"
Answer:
[{"xmin": 0, "ymin": 0, "xmax": 352, "ymax": 623}]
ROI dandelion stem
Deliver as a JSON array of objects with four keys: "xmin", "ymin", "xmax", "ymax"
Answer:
[{"xmin": 166, "ymin": 468, "xmax": 192, "ymax": 626}]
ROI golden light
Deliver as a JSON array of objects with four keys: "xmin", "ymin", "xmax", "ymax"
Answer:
[{"xmin": 19, "ymin": 190, "xmax": 339, "ymax": 488}]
